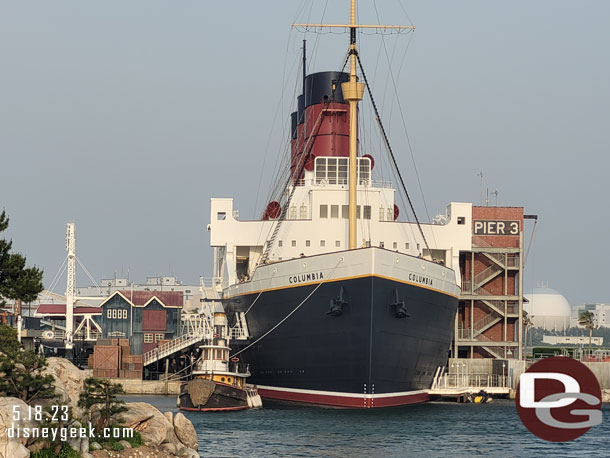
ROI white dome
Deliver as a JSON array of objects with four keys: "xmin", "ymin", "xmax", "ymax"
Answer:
[{"xmin": 524, "ymin": 287, "xmax": 571, "ymax": 331}]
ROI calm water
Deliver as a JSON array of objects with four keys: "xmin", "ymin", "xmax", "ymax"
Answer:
[{"xmin": 126, "ymin": 396, "xmax": 610, "ymax": 457}]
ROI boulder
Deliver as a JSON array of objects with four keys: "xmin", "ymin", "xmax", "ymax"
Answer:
[
  {"xmin": 164, "ymin": 410, "xmax": 174, "ymax": 426},
  {"xmin": 0, "ymin": 397, "xmax": 37, "ymax": 458},
  {"xmin": 118, "ymin": 402, "xmax": 173, "ymax": 446},
  {"xmin": 42, "ymin": 357, "xmax": 89, "ymax": 416},
  {"xmin": 177, "ymin": 447, "xmax": 201, "ymax": 458},
  {"xmin": 118, "ymin": 439, "xmax": 131, "ymax": 449},
  {"xmin": 173, "ymin": 413, "xmax": 198, "ymax": 451},
  {"xmin": 160, "ymin": 441, "xmax": 178, "ymax": 455},
  {"xmin": 90, "ymin": 441, "xmax": 102, "ymax": 450}
]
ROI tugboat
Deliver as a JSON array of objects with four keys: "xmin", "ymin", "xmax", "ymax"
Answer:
[{"xmin": 178, "ymin": 304, "xmax": 262, "ymax": 411}]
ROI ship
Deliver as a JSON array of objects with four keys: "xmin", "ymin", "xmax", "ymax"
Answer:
[
  {"xmin": 178, "ymin": 303, "xmax": 262, "ymax": 412},
  {"xmin": 206, "ymin": 1, "xmax": 461, "ymax": 408}
]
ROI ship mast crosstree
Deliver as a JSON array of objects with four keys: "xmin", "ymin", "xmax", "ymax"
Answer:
[{"xmin": 293, "ymin": 0, "xmax": 414, "ymax": 250}]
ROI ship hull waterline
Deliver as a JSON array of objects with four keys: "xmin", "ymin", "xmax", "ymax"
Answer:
[{"xmin": 224, "ymin": 247, "xmax": 460, "ymax": 409}]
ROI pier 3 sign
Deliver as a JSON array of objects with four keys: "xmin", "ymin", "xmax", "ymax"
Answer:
[
  {"xmin": 516, "ymin": 356, "xmax": 602, "ymax": 442},
  {"xmin": 473, "ymin": 220, "xmax": 519, "ymax": 236}
]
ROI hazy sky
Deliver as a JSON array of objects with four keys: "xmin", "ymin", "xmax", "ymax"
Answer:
[{"xmin": 1, "ymin": 1, "xmax": 608, "ymax": 306}]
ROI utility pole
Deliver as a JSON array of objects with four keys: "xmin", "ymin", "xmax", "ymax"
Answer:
[{"xmin": 65, "ymin": 223, "xmax": 76, "ymax": 355}]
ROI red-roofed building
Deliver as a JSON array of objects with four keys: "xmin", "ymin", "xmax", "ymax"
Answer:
[
  {"xmin": 35, "ymin": 304, "xmax": 102, "ymax": 342},
  {"xmin": 36, "ymin": 304, "xmax": 102, "ymax": 316}
]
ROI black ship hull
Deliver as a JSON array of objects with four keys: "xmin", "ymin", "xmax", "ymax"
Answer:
[{"xmin": 225, "ymin": 254, "xmax": 458, "ymax": 408}]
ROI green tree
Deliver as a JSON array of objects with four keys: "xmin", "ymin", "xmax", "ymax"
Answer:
[
  {"xmin": 578, "ymin": 310, "xmax": 596, "ymax": 349},
  {"xmin": 0, "ymin": 325, "xmax": 58, "ymax": 403},
  {"xmin": 78, "ymin": 377, "xmax": 127, "ymax": 431},
  {"xmin": 0, "ymin": 210, "xmax": 44, "ymax": 317},
  {"xmin": 522, "ymin": 310, "xmax": 534, "ymax": 355}
]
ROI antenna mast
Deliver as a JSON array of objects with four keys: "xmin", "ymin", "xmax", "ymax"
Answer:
[{"xmin": 65, "ymin": 222, "xmax": 76, "ymax": 351}]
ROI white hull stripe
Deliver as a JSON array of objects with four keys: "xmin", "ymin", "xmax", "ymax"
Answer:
[{"xmin": 256, "ymin": 385, "xmax": 428, "ymax": 399}]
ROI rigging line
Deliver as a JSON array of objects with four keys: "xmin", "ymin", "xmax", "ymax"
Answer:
[
  {"xmin": 44, "ymin": 255, "xmax": 68, "ymax": 298},
  {"xmin": 375, "ymin": 23, "xmax": 436, "ymax": 249},
  {"xmin": 308, "ymin": 0, "xmax": 330, "ymax": 75},
  {"xmin": 395, "ymin": 0, "xmax": 415, "ymax": 27},
  {"xmin": 262, "ymin": 103, "xmax": 329, "ymax": 255},
  {"xmin": 256, "ymin": 47, "xmax": 302, "ymax": 217},
  {"xmin": 254, "ymin": 28, "xmax": 295, "ymax": 216},
  {"xmin": 258, "ymin": 50, "xmax": 350, "ymax": 262},
  {"xmin": 523, "ymin": 218, "xmax": 538, "ymax": 268},
  {"xmin": 231, "ymin": 257, "xmax": 343, "ymax": 358},
  {"xmin": 243, "ymin": 271, "xmax": 277, "ymax": 316},
  {"xmin": 75, "ymin": 257, "xmax": 101, "ymax": 292},
  {"xmin": 355, "ymin": 51, "xmax": 431, "ymax": 254}
]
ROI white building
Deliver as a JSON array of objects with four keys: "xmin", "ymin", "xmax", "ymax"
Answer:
[
  {"xmin": 523, "ymin": 287, "xmax": 571, "ymax": 331},
  {"xmin": 571, "ymin": 303, "xmax": 610, "ymax": 328},
  {"xmin": 542, "ymin": 335, "xmax": 603, "ymax": 346}
]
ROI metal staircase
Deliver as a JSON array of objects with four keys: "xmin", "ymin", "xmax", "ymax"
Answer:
[
  {"xmin": 143, "ymin": 329, "xmax": 208, "ymax": 367},
  {"xmin": 472, "ymin": 313, "xmax": 502, "ymax": 337},
  {"xmin": 481, "ymin": 346, "xmax": 505, "ymax": 359},
  {"xmin": 473, "ymin": 264, "xmax": 503, "ymax": 292}
]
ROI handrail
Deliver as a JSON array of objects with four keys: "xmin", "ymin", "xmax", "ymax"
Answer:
[{"xmin": 143, "ymin": 329, "xmax": 207, "ymax": 366}]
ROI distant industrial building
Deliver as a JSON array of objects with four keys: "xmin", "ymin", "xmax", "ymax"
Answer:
[
  {"xmin": 523, "ymin": 287, "xmax": 572, "ymax": 331},
  {"xmin": 542, "ymin": 335, "xmax": 604, "ymax": 346},
  {"xmin": 571, "ymin": 303, "xmax": 610, "ymax": 328}
]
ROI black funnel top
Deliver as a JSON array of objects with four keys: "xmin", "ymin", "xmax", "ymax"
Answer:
[{"xmin": 304, "ymin": 71, "xmax": 349, "ymax": 108}]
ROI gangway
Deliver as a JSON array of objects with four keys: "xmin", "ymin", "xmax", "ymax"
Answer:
[
  {"xmin": 145, "ymin": 311, "xmax": 215, "ymax": 367},
  {"xmin": 143, "ymin": 329, "xmax": 208, "ymax": 367}
]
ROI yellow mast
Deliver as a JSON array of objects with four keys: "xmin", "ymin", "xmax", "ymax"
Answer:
[
  {"xmin": 341, "ymin": 0, "xmax": 364, "ymax": 249},
  {"xmin": 293, "ymin": 1, "xmax": 414, "ymax": 250}
]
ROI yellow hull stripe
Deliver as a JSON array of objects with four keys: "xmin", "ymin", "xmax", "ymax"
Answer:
[{"xmin": 225, "ymin": 273, "xmax": 459, "ymax": 300}]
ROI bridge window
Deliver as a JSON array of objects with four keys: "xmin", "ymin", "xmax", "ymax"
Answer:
[
  {"xmin": 393, "ymin": 242, "xmax": 398, "ymax": 249},
  {"xmin": 379, "ymin": 206, "xmax": 385, "ymax": 221},
  {"xmin": 358, "ymin": 158, "xmax": 371, "ymax": 184},
  {"xmin": 363, "ymin": 205, "xmax": 371, "ymax": 220},
  {"xmin": 331, "ymin": 205, "xmax": 339, "ymax": 218},
  {"xmin": 335, "ymin": 240, "xmax": 340, "ymax": 247},
  {"xmin": 387, "ymin": 208, "xmax": 393, "ymax": 221},
  {"xmin": 306, "ymin": 240, "xmax": 311, "ymax": 247},
  {"xmin": 320, "ymin": 240, "xmax": 326, "ymax": 247},
  {"xmin": 320, "ymin": 205, "xmax": 328, "ymax": 218},
  {"xmin": 278, "ymin": 240, "xmax": 283, "ymax": 247},
  {"xmin": 342, "ymin": 205, "xmax": 349, "ymax": 219},
  {"xmin": 290, "ymin": 206, "xmax": 297, "ymax": 219},
  {"xmin": 300, "ymin": 205, "xmax": 308, "ymax": 219},
  {"xmin": 292, "ymin": 240, "xmax": 297, "ymax": 247},
  {"xmin": 315, "ymin": 157, "xmax": 370, "ymax": 185},
  {"xmin": 217, "ymin": 212, "xmax": 226, "ymax": 220}
]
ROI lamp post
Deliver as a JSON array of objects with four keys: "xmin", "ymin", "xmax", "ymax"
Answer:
[{"xmin": 462, "ymin": 362, "xmax": 467, "ymax": 387}]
